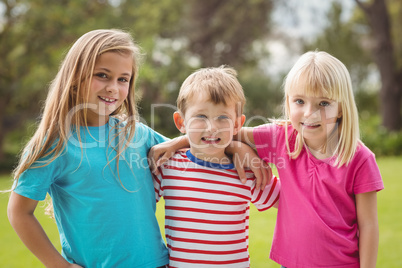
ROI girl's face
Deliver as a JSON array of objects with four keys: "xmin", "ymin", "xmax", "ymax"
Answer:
[
  {"xmin": 288, "ymin": 87, "xmax": 342, "ymax": 152},
  {"xmin": 86, "ymin": 52, "xmax": 132, "ymax": 126}
]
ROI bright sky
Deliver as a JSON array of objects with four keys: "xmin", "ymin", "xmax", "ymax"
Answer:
[{"xmin": 263, "ymin": 0, "xmax": 354, "ymax": 77}]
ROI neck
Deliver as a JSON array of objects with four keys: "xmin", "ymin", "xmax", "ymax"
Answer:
[{"xmin": 306, "ymin": 139, "xmax": 338, "ymax": 160}]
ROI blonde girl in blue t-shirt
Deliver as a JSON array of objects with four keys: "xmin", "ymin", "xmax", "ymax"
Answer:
[{"xmin": 7, "ymin": 29, "xmax": 172, "ymax": 268}]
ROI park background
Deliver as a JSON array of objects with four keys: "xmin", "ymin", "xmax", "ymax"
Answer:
[{"xmin": 0, "ymin": 0, "xmax": 401, "ymax": 267}]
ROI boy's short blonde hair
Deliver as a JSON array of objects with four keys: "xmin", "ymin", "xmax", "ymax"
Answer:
[{"xmin": 177, "ymin": 66, "xmax": 246, "ymax": 116}]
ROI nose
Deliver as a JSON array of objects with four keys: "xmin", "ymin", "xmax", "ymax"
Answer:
[
  {"xmin": 206, "ymin": 119, "xmax": 218, "ymax": 133},
  {"xmin": 106, "ymin": 80, "xmax": 118, "ymax": 93},
  {"xmin": 304, "ymin": 104, "xmax": 321, "ymax": 121}
]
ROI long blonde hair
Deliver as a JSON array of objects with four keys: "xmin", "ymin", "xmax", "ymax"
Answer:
[
  {"xmin": 13, "ymin": 29, "xmax": 142, "ymax": 182},
  {"xmin": 281, "ymin": 51, "xmax": 360, "ymax": 167}
]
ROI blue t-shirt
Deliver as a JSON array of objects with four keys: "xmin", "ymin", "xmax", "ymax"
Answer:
[{"xmin": 14, "ymin": 117, "xmax": 169, "ymax": 267}]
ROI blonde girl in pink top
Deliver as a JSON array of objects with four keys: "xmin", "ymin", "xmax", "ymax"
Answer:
[{"xmin": 236, "ymin": 51, "xmax": 384, "ymax": 268}]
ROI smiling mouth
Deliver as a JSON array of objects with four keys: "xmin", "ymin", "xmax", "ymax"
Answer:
[
  {"xmin": 99, "ymin": 96, "xmax": 117, "ymax": 104},
  {"xmin": 302, "ymin": 122, "xmax": 320, "ymax": 128},
  {"xmin": 201, "ymin": 137, "xmax": 221, "ymax": 144}
]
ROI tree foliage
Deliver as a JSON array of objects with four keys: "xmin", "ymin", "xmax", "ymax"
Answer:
[
  {"xmin": 354, "ymin": 0, "xmax": 402, "ymax": 131},
  {"xmin": 2, "ymin": 0, "xmax": 400, "ymax": 167},
  {"xmin": 305, "ymin": 0, "xmax": 402, "ymax": 132},
  {"xmin": 0, "ymin": 0, "xmax": 183, "ymax": 160},
  {"xmin": 181, "ymin": 0, "xmax": 274, "ymax": 68},
  {"xmin": 0, "ymin": 0, "xmax": 278, "ymax": 163},
  {"xmin": 304, "ymin": 2, "xmax": 372, "ymax": 87}
]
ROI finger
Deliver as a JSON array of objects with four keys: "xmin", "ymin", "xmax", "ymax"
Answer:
[
  {"xmin": 253, "ymin": 166, "xmax": 263, "ymax": 190},
  {"xmin": 148, "ymin": 157, "xmax": 159, "ymax": 175},
  {"xmin": 266, "ymin": 162, "xmax": 273, "ymax": 184},
  {"xmin": 153, "ymin": 165, "xmax": 160, "ymax": 176},
  {"xmin": 260, "ymin": 161, "xmax": 271, "ymax": 189},
  {"xmin": 234, "ymin": 155, "xmax": 247, "ymax": 184},
  {"xmin": 156, "ymin": 154, "xmax": 170, "ymax": 167},
  {"xmin": 148, "ymin": 149, "xmax": 157, "ymax": 171}
]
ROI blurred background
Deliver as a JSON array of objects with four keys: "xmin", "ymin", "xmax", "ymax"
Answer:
[
  {"xmin": 0, "ymin": 0, "xmax": 401, "ymax": 267},
  {"xmin": 0, "ymin": 0, "xmax": 401, "ymax": 171}
]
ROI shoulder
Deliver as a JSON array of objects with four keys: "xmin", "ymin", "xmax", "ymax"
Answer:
[
  {"xmin": 133, "ymin": 121, "xmax": 150, "ymax": 135},
  {"xmin": 158, "ymin": 150, "xmax": 191, "ymax": 177},
  {"xmin": 349, "ymin": 142, "xmax": 384, "ymax": 193},
  {"xmin": 135, "ymin": 122, "xmax": 167, "ymax": 142},
  {"xmin": 253, "ymin": 122, "xmax": 295, "ymax": 151},
  {"xmin": 253, "ymin": 122, "xmax": 293, "ymax": 138},
  {"xmin": 109, "ymin": 117, "xmax": 151, "ymax": 132},
  {"xmin": 351, "ymin": 142, "xmax": 377, "ymax": 166},
  {"xmin": 162, "ymin": 150, "xmax": 190, "ymax": 167},
  {"xmin": 347, "ymin": 142, "xmax": 381, "ymax": 175}
]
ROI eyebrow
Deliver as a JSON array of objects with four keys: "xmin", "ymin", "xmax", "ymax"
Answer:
[
  {"xmin": 95, "ymin": 67, "xmax": 132, "ymax": 77},
  {"xmin": 291, "ymin": 94, "xmax": 333, "ymax": 101}
]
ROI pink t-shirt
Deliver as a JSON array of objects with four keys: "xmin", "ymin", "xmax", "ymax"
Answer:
[{"xmin": 254, "ymin": 123, "xmax": 384, "ymax": 268}]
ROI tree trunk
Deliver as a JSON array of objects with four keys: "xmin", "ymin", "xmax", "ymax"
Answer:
[{"xmin": 356, "ymin": 0, "xmax": 402, "ymax": 131}]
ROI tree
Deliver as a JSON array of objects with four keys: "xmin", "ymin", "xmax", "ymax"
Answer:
[
  {"xmin": 355, "ymin": 0, "xmax": 402, "ymax": 131},
  {"xmin": 303, "ymin": 2, "xmax": 379, "ymax": 118},
  {"xmin": 0, "ymin": 0, "xmax": 279, "ymax": 165},
  {"xmin": 0, "ymin": 0, "xmax": 184, "ymax": 162},
  {"xmin": 0, "ymin": 0, "xmax": 118, "ymax": 161},
  {"xmin": 180, "ymin": 0, "xmax": 274, "ymax": 68},
  {"xmin": 136, "ymin": 0, "xmax": 279, "ymax": 135},
  {"xmin": 303, "ymin": 2, "xmax": 372, "ymax": 85}
]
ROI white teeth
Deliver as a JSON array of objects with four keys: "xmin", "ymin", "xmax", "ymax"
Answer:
[
  {"xmin": 203, "ymin": 137, "xmax": 219, "ymax": 141},
  {"xmin": 99, "ymin": 96, "xmax": 115, "ymax": 102}
]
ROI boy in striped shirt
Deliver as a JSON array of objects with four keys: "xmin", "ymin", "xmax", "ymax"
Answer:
[{"xmin": 153, "ymin": 66, "xmax": 280, "ymax": 267}]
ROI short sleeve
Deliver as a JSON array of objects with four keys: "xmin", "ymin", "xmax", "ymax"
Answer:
[
  {"xmin": 132, "ymin": 123, "xmax": 169, "ymax": 151},
  {"xmin": 251, "ymin": 175, "xmax": 280, "ymax": 211},
  {"xmin": 13, "ymin": 158, "xmax": 61, "ymax": 201},
  {"xmin": 144, "ymin": 124, "xmax": 169, "ymax": 148},
  {"xmin": 353, "ymin": 151, "xmax": 384, "ymax": 194},
  {"xmin": 253, "ymin": 124, "xmax": 281, "ymax": 164}
]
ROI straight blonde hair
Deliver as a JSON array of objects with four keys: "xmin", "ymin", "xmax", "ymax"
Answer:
[
  {"xmin": 13, "ymin": 29, "xmax": 142, "ymax": 182},
  {"xmin": 281, "ymin": 51, "xmax": 360, "ymax": 167}
]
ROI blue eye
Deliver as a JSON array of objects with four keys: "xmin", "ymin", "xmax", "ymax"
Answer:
[
  {"xmin": 119, "ymin": 77, "xmax": 129, "ymax": 83},
  {"xmin": 295, "ymin": 99, "xmax": 304, "ymax": 104},
  {"xmin": 195, "ymin": 114, "xmax": 207, "ymax": 119},
  {"xmin": 95, "ymin": 73, "xmax": 107, "ymax": 78},
  {"xmin": 217, "ymin": 115, "xmax": 229, "ymax": 120},
  {"xmin": 320, "ymin": 101, "xmax": 330, "ymax": 107}
]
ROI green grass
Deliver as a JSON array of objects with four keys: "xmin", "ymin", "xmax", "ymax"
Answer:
[
  {"xmin": 376, "ymin": 157, "xmax": 402, "ymax": 267},
  {"xmin": 0, "ymin": 177, "xmax": 61, "ymax": 267},
  {"xmin": 0, "ymin": 156, "xmax": 400, "ymax": 267}
]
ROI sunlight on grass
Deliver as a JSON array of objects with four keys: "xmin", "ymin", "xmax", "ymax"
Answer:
[
  {"xmin": 376, "ymin": 157, "xmax": 402, "ymax": 267},
  {"xmin": 0, "ymin": 176, "xmax": 60, "ymax": 267}
]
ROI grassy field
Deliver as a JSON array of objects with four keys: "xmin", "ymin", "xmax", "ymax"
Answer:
[{"xmin": 0, "ymin": 156, "xmax": 400, "ymax": 267}]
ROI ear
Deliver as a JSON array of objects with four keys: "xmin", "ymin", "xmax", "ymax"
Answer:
[
  {"xmin": 173, "ymin": 111, "xmax": 186, "ymax": 134},
  {"xmin": 338, "ymin": 106, "xmax": 343, "ymax": 119},
  {"xmin": 233, "ymin": 114, "xmax": 246, "ymax": 136}
]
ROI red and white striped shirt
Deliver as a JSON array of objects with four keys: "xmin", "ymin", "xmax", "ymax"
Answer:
[{"xmin": 154, "ymin": 150, "xmax": 280, "ymax": 267}]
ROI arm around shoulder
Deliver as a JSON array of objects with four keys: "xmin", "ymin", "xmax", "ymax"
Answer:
[
  {"xmin": 148, "ymin": 135, "xmax": 189, "ymax": 174},
  {"xmin": 233, "ymin": 127, "xmax": 255, "ymax": 147}
]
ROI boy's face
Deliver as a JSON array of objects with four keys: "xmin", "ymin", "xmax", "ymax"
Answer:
[{"xmin": 174, "ymin": 94, "xmax": 245, "ymax": 163}]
